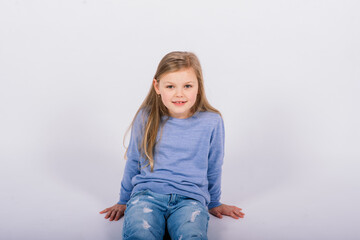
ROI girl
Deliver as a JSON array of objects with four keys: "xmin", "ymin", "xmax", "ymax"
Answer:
[{"xmin": 100, "ymin": 51, "xmax": 245, "ymax": 240}]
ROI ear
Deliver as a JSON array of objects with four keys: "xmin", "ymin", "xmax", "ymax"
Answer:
[{"xmin": 153, "ymin": 78, "xmax": 160, "ymax": 94}]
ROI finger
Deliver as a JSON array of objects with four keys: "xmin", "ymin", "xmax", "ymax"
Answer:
[
  {"xmin": 229, "ymin": 206, "xmax": 241, "ymax": 211},
  {"xmin": 210, "ymin": 210, "xmax": 221, "ymax": 218},
  {"xmin": 99, "ymin": 208, "xmax": 109, "ymax": 214},
  {"xmin": 234, "ymin": 211, "xmax": 243, "ymax": 218},
  {"xmin": 235, "ymin": 211, "xmax": 245, "ymax": 218},
  {"xmin": 105, "ymin": 210, "xmax": 112, "ymax": 219},
  {"xmin": 109, "ymin": 210, "xmax": 117, "ymax": 221},
  {"xmin": 230, "ymin": 212, "xmax": 239, "ymax": 219},
  {"xmin": 120, "ymin": 209, "xmax": 125, "ymax": 218},
  {"xmin": 216, "ymin": 211, "xmax": 223, "ymax": 219},
  {"xmin": 115, "ymin": 210, "xmax": 122, "ymax": 221},
  {"xmin": 233, "ymin": 206, "xmax": 243, "ymax": 212}
]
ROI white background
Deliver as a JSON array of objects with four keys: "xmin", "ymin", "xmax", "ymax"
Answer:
[{"xmin": 1, "ymin": 0, "xmax": 359, "ymax": 239}]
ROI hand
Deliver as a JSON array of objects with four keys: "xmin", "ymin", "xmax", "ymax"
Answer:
[
  {"xmin": 209, "ymin": 204, "xmax": 245, "ymax": 219},
  {"xmin": 99, "ymin": 204, "xmax": 126, "ymax": 221}
]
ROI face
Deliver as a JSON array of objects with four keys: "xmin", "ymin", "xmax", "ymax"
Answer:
[{"xmin": 153, "ymin": 68, "xmax": 199, "ymax": 119}]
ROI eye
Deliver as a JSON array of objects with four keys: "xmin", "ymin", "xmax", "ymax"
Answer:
[
  {"xmin": 185, "ymin": 85, "xmax": 192, "ymax": 88},
  {"xmin": 166, "ymin": 85, "xmax": 174, "ymax": 89}
]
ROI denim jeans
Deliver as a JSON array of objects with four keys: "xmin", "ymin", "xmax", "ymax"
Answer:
[{"xmin": 122, "ymin": 189, "xmax": 210, "ymax": 240}]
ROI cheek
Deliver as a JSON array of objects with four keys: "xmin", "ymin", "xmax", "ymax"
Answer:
[
  {"xmin": 161, "ymin": 94, "xmax": 171, "ymax": 103},
  {"xmin": 190, "ymin": 89, "xmax": 198, "ymax": 101}
]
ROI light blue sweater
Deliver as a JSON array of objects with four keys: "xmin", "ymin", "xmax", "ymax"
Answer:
[{"xmin": 118, "ymin": 108, "xmax": 225, "ymax": 210}]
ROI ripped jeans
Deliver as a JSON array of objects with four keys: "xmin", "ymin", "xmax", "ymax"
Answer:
[{"xmin": 122, "ymin": 189, "xmax": 210, "ymax": 240}]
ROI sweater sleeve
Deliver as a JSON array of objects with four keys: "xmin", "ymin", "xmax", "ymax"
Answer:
[
  {"xmin": 207, "ymin": 115, "xmax": 225, "ymax": 210},
  {"xmin": 117, "ymin": 110, "xmax": 146, "ymax": 205}
]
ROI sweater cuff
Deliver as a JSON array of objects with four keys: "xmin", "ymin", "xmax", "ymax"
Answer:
[
  {"xmin": 117, "ymin": 200, "xmax": 127, "ymax": 205},
  {"xmin": 118, "ymin": 190, "xmax": 131, "ymax": 205},
  {"xmin": 208, "ymin": 201, "xmax": 222, "ymax": 210}
]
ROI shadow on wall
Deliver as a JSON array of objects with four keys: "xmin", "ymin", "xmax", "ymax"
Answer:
[
  {"xmin": 44, "ymin": 102, "xmax": 127, "ymax": 201},
  {"xmin": 44, "ymin": 102, "xmax": 129, "ymax": 238},
  {"xmin": 225, "ymin": 101, "xmax": 302, "ymax": 202}
]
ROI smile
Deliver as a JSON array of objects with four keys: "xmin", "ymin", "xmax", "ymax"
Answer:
[{"xmin": 173, "ymin": 101, "xmax": 186, "ymax": 106}]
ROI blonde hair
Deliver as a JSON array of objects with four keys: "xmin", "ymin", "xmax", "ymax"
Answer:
[{"xmin": 123, "ymin": 51, "xmax": 222, "ymax": 172}]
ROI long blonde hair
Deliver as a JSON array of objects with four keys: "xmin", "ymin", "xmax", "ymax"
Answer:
[{"xmin": 123, "ymin": 51, "xmax": 222, "ymax": 172}]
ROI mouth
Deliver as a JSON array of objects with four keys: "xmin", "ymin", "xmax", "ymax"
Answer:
[{"xmin": 173, "ymin": 101, "xmax": 187, "ymax": 106}]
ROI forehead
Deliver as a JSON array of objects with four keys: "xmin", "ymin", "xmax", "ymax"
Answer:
[
  {"xmin": 160, "ymin": 68, "xmax": 198, "ymax": 84},
  {"xmin": 161, "ymin": 68, "xmax": 197, "ymax": 84}
]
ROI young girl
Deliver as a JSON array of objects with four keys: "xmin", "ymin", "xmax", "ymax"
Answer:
[{"xmin": 100, "ymin": 51, "xmax": 245, "ymax": 239}]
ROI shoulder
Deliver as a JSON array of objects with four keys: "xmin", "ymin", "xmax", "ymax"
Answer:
[
  {"xmin": 133, "ymin": 108, "xmax": 150, "ymax": 130},
  {"xmin": 197, "ymin": 111, "xmax": 222, "ymax": 121},
  {"xmin": 137, "ymin": 108, "xmax": 149, "ymax": 121},
  {"xmin": 136, "ymin": 107, "xmax": 151, "ymax": 121},
  {"xmin": 197, "ymin": 111, "xmax": 224, "ymax": 127}
]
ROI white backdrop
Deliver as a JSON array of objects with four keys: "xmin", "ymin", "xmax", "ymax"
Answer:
[{"xmin": 1, "ymin": 0, "xmax": 359, "ymax": 239}]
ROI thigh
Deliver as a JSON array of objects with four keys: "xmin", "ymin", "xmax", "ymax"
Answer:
[
  {"xmin": 167, "ymin": 198, "xmax": 210, "ymax": 240},
  {"xmin": 123, "ymin": 190, "xmax": 167, "ymax": 240}
]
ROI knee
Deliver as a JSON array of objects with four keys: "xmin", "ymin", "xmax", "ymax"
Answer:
[
  {"xmin": 170, "ymin": 207, "xmax": 209, "ymax": 239},
  {"xmin": 123, "ymin": 220, "xmax": 164, "ymax": 240},
  {"xmin": 174, "ymin": 222, "xmax": 208, "ymax": 240},
  {"xmin": 175, "ymin": 231, "xmax": 207, "ymax": 240},
  {"xmin": 123, "ymin": 214, "xmax": 165, "ymax": 240}
]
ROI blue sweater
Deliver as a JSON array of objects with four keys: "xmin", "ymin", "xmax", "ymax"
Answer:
[{"xmin": 118, "ymin": 109, "xmax": 225, "ymax": 210}]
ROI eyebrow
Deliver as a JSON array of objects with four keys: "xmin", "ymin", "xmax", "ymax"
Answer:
[{"xmin": 164, "ymin": 81, "xmax": 194, "ymax": 84}]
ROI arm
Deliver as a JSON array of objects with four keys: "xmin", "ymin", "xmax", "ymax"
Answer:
[
  {"xmin": 118, "ymin": 110, "xmax": 145, "ymax": 204},
  {"xmin": 99, "ymin": 156, "xmax": 140, "ymax": 221},
  {"xmin": 207, "ymin": 115, "xmax": 225, "ymax": 210},
  {"xmin": 117, "ymin": 157, "xmax": 140, "ymax": 204},
  {"xmin": 100, "ymin": 110, "xmax": 145, "ymax": 221},
  {"xmin": 207, "ymin": 115, "xmax": 245, "ymax": 220}
]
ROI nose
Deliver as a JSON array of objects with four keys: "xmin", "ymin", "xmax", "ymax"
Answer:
[{"xmin": 175, "ymin": 88, "xmax": 184, "ymax": 97}]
